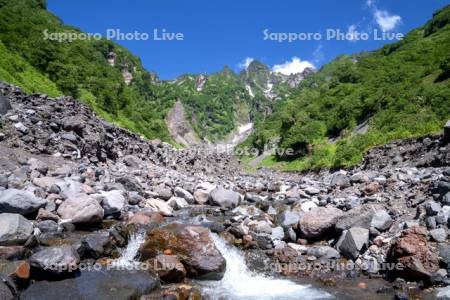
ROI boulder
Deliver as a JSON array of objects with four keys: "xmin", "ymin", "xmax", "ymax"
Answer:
[
  {"xmin": 21, "ymin": 269, "xmax": 159, "ymax": 300},
  {"xmin": 388, "ymin": 226, "xmax": 439, "ymax": 280},
  {"xmin": 335, "ymin": 204, "xmax": 379, "ymax": 233},
  {"xmin": 0, "ymin": 189, "xmax": 47, "ymax": 215},
  {"xmin": 0, "ymin": 213, "xmax": 33, "ymax": 245},
  {"xmin": 210, "ymin": 186, "xmax": 241, "ymax": 209},
  {"xmin": 140, "ymin": 224, "xmax": 226, "ymax": 280},
  {"xmin": 371, "ymin": 210, "xmax": 393, "ymax": 231},
  {"xmin": 330, "ymin": 173, "xmax": 351, "ymax": 189},
  {"xmin": 29, "ymin": 245, "xmax": 80, "ymax": 274},
  {"xmin": 193, "ymin": 182, "xmax": 216, "ymax": 205},
  {"xmin": 338, "ymin": 227, "xmax": 369, "ymax": 260},
  {"xmin": 0, "ymin": 94, "xmax": 11, "ymax": 116},
  {"xmin": 278, "ymin": 210, "xmax": 301, "ymax": 228},
  {"xmin": 116, "ymin": 176, "xmax": 143, "ymax": 194},
  {"xmin": 57, "ymin": 194, "xmax": 104, "ymax": 224},
  {"xmin": 95, "ymin": 190, "xmax": 127, "ymax": 216},
  {"xmin": 430, "ymin": 228, "xmax": 447, "ymax": 242},
  {"xmin": 298, "ymin": 207, "xmax": 343, "ymax": 239},
  {"xmin": 82, "ymin": 232, "xmax": 112, "ymax": 259},
  {"xmin": 152, "ymin": 186, "xmax": 172, "ymax": 201}
]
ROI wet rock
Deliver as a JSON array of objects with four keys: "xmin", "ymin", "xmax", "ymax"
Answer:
[
  {"xmin": 29, "ymin": 245, "xmax": 80, "ymax": 274},
  {"xmin": 298, "ymin": 207, "xmax": 343, "ymax": 239},
  {"xmin": 371, "ymin": 210, "xmax": 393, "ymax": 231},
  {"xmin": 150, "ymin": 254, "xmax": 186, "ymax": 283},
  {"xmin": 430, "ymin": 228, "xmax": 447, "ymax": 242},
  {"xmin": 36, "ymin": 220, "xmax": 59, "ymax": 233},
  {"xmin": 210, "ymin": 186, "xmax": 241, "ymax": 209},
  {"xmin": 338, "ymin": 227, "xmax": 369, "ymax": 260},
  {"xmin": 126, "ymin": 212, "xmax": 164, "ymax": 229},
  {"xmin": 388, "ymin": 226, "xmax": 439, "ymax": 280},
  {"xmin": 21, "ymin": 269, "xmax": 159, "ymax": 300},
  {"xmin": 140, "ymin": 224, "xmax": 226, "ymax": 280},
  {"xmin": 0, "ymin": 189, "xmax": 47, "ymax": 215},
  {"xmin": 0, "ymin": 213, "xmax": 33, "ymax": 246},
  {"xmin": 82, "ymin": 232, "xmax": 112, "ymax": 259},
  {"xmin": 141, "ymin": 283, "xmax": 201, "ymax": 300},
  {"xmin": 57, "ymin": 194, "xmax": 104, "ymax": 224}
]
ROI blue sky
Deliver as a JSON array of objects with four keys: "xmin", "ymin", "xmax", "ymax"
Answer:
[{"xmin": 48, "ymin": 0, "xmax": 449, "ymax": 79}]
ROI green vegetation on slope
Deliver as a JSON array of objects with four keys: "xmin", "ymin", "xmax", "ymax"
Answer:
[
  {"xmin": 0, "ymin": 0, "xmax": 176, "ymax": 142},
  {"xmin": 240, "ymin": 5, "xmax": 450, "ymax": 171}
]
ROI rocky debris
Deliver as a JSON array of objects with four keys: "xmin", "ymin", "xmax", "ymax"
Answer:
[
  {"xmin": 0, "ymin": 213, "xmax": 33, "ymax": 246},
  {"xmin": 388, "ymin": 226, "xmax": 439, "ymax": 280},
  {"xmin": 21, "ymin": 269, "xmax": 159, "ymax": 300},
  {"xmin": 140, "ymin": 224, "xmax": 226, "ymax": 280},
  {"xmin": 0, "ymin": 189, "xmax": 47, "ymax": 215},
  {"xmin": 298, "ymin": 207, "xmax": 343, "ymax": 239},
  {"xmin": 337, "ymin": 227, "xmax": 369, "ymax": 260},
  {"xmin": 57, "ymin": 194, "xmax": 104, "ymax": 224},
  {"xmin": 29, "ymin": 245, "xmax": 80, "ymax": 274},
  {"xmin": 210, "ymin": 186, "xmax": 241, "ymax": 208}
]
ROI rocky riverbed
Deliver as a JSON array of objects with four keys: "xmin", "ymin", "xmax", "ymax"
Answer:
[{"xmin": 1, "ymin": 82, "xmax": 450, "ymax": 299}]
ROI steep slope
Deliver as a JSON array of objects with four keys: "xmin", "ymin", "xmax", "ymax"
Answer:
[{"xmin": 240, "ymin": 5, "xmax": 450, "ymax": 171}]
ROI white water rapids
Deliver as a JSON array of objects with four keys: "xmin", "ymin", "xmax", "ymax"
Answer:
[
  {"xmin": 114, "ymin": 230, "xmax": 331, "ymax": 299},
  {"xmin": 198, "ymin": 234, "xmax": 332, "ymax": 300}
]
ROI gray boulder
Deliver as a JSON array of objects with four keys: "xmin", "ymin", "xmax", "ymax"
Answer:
[
  {"xmin": 430, "ymin": 228, "xmax": 447, "ymax": 242},
  {"xmin": 299, "ymin": 207, "xmax": 343, "ymax": 239},
  {"xmin": 95, "ymin": 190, "xmax": 127, "ymax": 216},
  {"xmin": 0, "ymin": 213, "xmax": 33, "ymax": 245},
  {"xmin": 371, "ymin": 210, "xmax": 393, "ymax": 231},
  {"xmin": 210, "ymin": 186, "xmax": 241, "ymax": 208},
  {"xmin": 30, "ymin": 245, "xmax": 80, "ymax": 274},
  {"xmin": 57, "ymin": 194, "xmax": 104, "ymax": 224},
  {"xmin": 336, "ymin": 204, "xmax": 380, "ymax": 233},
  {"xmin": 330, "ymin": 173, "xmax": 351, "ymax": 189},
  {"xmin": 338, "ymin": 227, "xmax": 369, "ymax": 260},
  {"xmin": 278, "ymin": 210, "xmax": 301, "ymax": 228},
  {"xmin": 0, "ymin": 189, "xmax": 47, "ymax": 215}
]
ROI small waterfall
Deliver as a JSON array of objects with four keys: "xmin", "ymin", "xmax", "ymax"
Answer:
[
  {"xmin": 199, "ymin": 234, "xmax": 332, "ymax": 300},
  {"xmin": 113, "ymin": 229, "xmax": 147, "ymax": 268}
]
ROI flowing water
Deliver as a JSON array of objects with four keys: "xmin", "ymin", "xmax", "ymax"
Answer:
[
  {"xmin": 198, "ymin": 234, "xmax": 332, "ymax": 300},
  {"xmin": 114, "ymin": 229, "xmax": 147, "ymax": 267}
]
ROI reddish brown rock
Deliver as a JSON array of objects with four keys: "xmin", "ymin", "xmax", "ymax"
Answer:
[
  {"xmin": 150, "ymin": 254, "xmax": 186, "ymax": 283},
  {"xmin": 0, "ymin": 260, "xmax": 30, "ymax": 281},
  {"xmin": 140, "ymin": 284, "xmax": 202, "ymax": 300},
  {"xmin": 126, "ymin": 212, "xmax": 164, "ymax": 227},
  {"xmin": 388, "ymin": 226, "xmax": 439, "ymax": 280},
  {"xmin": 362, "ymin": 182, "xmax": 380, "ymax": 196},
  {"xmin": 139, "ymin": 224, "xmax": 226, "ymax": 280}
]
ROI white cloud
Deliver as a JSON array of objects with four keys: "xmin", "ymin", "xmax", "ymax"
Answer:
[
  {"xmin": 374, "ymin": 9, "xmax": 401, "ymax": 31},
  {"xmin": 238, "ymin": 57, "xmax": 254, "ymax": 70},
  {"xmin": 272, "ymin": 57, "xmax": 315, "ymax": 75}
]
